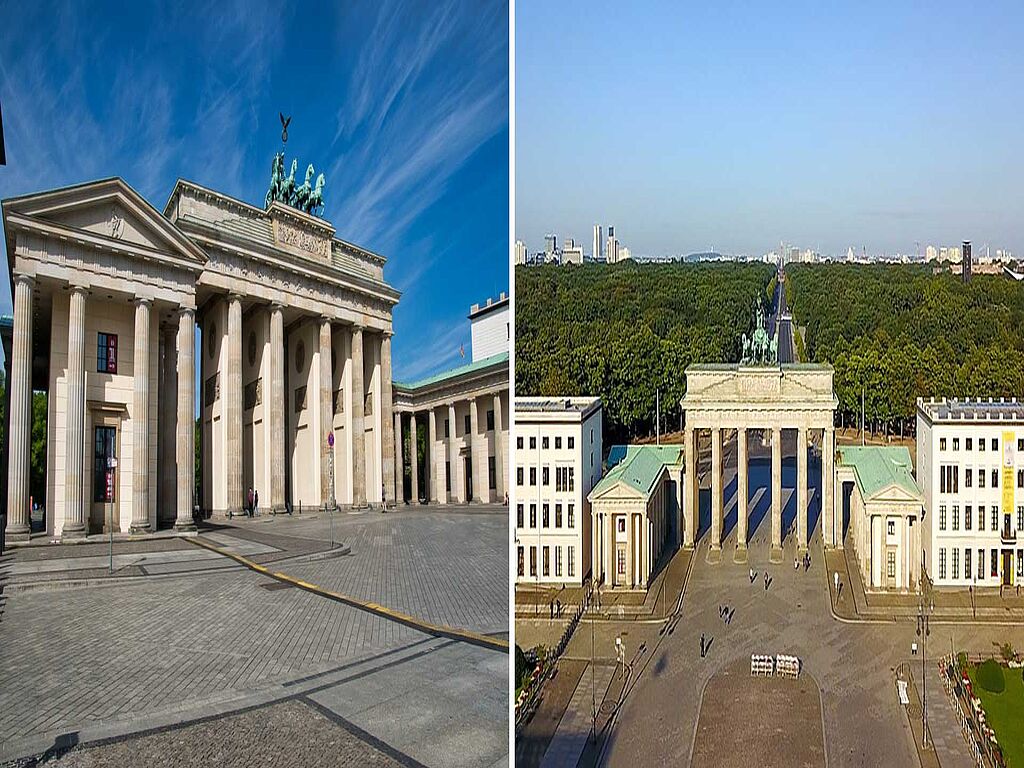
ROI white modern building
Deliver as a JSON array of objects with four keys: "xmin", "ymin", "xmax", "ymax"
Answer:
[
  {"xmin": 514, "ymin": 240, "xmax": 528, "ymax": 266},
  {"xmin": 514, "ymin": 396, "xmax": 602, "ymax": 587},
  {"xmin": 592, "ymin": 225, "xmax": 602, "ymax": 261},
  {"xmin": 918, "ymin": 397, "xmax": 1024, "ymax": 589},
  {"xmin": 468, "ymin": 293, "xmax": 508, "ymax": 362}
]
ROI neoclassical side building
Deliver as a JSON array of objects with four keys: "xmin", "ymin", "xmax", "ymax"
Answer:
[{"xmin": 3, "ymin": 175, "xmax": 399, "ymax": 540}]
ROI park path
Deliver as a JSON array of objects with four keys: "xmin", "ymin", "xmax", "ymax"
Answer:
[{"xmin": 540, "ymin": 664, "xmax": 615, "ymax": 768}]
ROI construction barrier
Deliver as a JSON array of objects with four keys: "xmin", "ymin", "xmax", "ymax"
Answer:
[
  {"xmin": 750, "ymin": 654, "xmax": 774, "ymax": 676},
  {"xmin": 776, "ymin": 654, "xmax": 801, "ymax": 679}
]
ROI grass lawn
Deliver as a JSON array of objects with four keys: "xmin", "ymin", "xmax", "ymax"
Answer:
[{"xmin": 967, "ymin": 665, "xmax": 1024, "ymax": 767}]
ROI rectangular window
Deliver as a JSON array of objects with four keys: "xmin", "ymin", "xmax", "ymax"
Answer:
[
  {"xmin": 965, "ymin": 505, "xmax": 972, "ymax": 530},
  {"xmin": 555, "ymin": 547, "xmax": 562, "ymax": 577},
  {"xmin": 938, "ymin": 505, "xmax": 946, "ymax": 531},
  {"xmin": 992, "ymin": 506, "xmax": 999, "ymax": 531},
  {"xmin": 568, "ymin": 504, "xmax": 575, "ymax": 529},
  {"xmin": 953, "ymin": 437, "xmax": 960, "ymax": 451},
  {"xmin": 543, "ymin": 546, "xmax": 550, "ymax": 577},
  {"xmin": 992, "ymin": 548, "xmax": 999, "ymax": 577},
  {"xmin": 617, "ymin": 548, "xmax": 626, "ymax": 575},
  {"xmin": 555, "ymin": 436, "xmax": 562, "ymax": 449},
  {"xmin": 952, "ymin": 548, "xmax": 959, "ymax": 579},
  {"xmin": 517, "ymin": 547, "xmax": 524, "ymax": 577},
  {"xmin": 568, "ymin": 436, "xmax": 575, "ymax": 450},
  {"xmin": 887, "ymin": 550, "xmax": 896, "ymax": 579},
  {"xmin": 1018, "ymin": 506, "xmax": 1024, "ymax": 531},
  {"xmin": 529, "ymin": 467, "xmax": 536, "ymax": 486},
  {"xmin": 542, "ymin": 436, "xmax": 549, "ymax": 449},
  {"xmin": 1018, "ymin": 469, "xmax": 1024, "ymax": 489},
  {"xmin": 965, "ymin": 548, "xmax": 972, "ymax": 580},
  {"xmin": 530, "ymin": 546, "xmax": 537, "ymax": 577},
  {"xmin": 979, "ymin": 548, "xmax": 985, "ymax": 580},
  {"xmin": 517, "ymin": 467, "xmax": 524, "ymax": 486},
  {"xmin": 981, "ymin": 439, "xmax": 986, "ymax": 452},
  {"xmin": 529, "ymin": 436, "xmax": 536, "ymax": 450},
  {"xmin": 488, "ymin": 457, "xmax": 496, "ymax": 490},
  {"xmin": 1019, "ymin": 438, "xmax": 1024, "ymax": 452},
  {"xmin": 979, "ymin": 506, "xmax": 986, "ymax": 531},
  {"xmin": 529, "ymin": 504, "xmax": 536, "ymax": 528},
  {"xmin": 979, "ymin": 470, "xmax": 986, "ymax": 489},
  {"xmin": 993, "ymin": 438, "xmax": 999, "ymax": 451},
  {"xmin": 93, "ymin": 426, "xmax": 117, "ymax": 502},
  {"xmin": 965, "ymin": 468, "xmax": 973, "ymax": 488},
  {"xmin": 966, "ymin": 438, "xmax": 973, "ymax": 450},
  {"xmin": 516, "ymin": 436, "xmax": 523, "ymax": 450},
  {"xmin": 940, "ymin": 437, "xmax": 946, "ymax": 451},
  {"xmin": 888, "ymin": 519, "xmax": 896, "ymax": 536},
  {"xmin": 992, "ymin": 469, "xmax": 999, "ymax": 488},
  {"xmin": 542, "ymin": 504, "xmax": 550, "ymax": 528},
  {"xmin": 97, "ymin": 332, "xmax": 118, "ymax": 374},
  {"xmin": 568, "ymin": 546, "xmax": 575, "ymax": 578},
  {"xmin": 555, "ymin": 503, "xmax": 563, "ymax": 528},
  {"xmin": 951, "ymin": 505, "xmax": 959, "ymax": 532},
  {"xmin": 486, "ymin": 410, "xmax": 494, "ymax": 431},
  {"xmin": 569, "ymin": 466, "xmax": 575, "ymax": 491},
  {"xmin": 939, "ymin": 548, "xmax": 946, "ymax": 580},
  {"xmin": 542, "ymin": 466, "xmax": 550, "ymax": 486},
  {"xmin": 516, "ymin": 504, "xmax": 524, "ymax": 528},
  {"xmin": 617, "ymin": 517, "xmax": 626, "ymax": 533},
  {"xmin": 1019, "ymin": 550, "xmax": 1024, "ymax": 579}
]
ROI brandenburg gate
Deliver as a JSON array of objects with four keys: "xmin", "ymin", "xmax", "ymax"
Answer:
[{"xmin": 681, "ymin": 362, "xmax": 838, "ymax": 562}]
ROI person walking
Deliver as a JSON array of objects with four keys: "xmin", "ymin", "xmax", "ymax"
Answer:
[
  {"xmin": 252, "ymin": 489, "xmax": 259, "ymax": 517},
  {"xmin": 246, "ymin": 487, "xmax": 254, "ymax": 518},
  {"xmin": 833, "ymin": 571, "xmax": 839, "ymax": 594},
  {"xmin": 700, "ymin": 632, "xmax": 706, "ymax": 658}
]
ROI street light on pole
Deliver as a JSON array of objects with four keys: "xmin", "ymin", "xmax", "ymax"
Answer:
[{"xmin": 917, "ymin": 594, "xmax": 933, "ymax": 748}]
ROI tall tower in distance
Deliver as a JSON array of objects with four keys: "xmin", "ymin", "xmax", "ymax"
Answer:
[
  {"xmin": 962, "ymin": 240, "xmax": 972, "ymax": 283},
  {"xmin": 606, "ymin": 226, "xmax": 618, "ymax": 264},
  {"xmin": 593, "ymin": 224, "xmax": 602, "ymax": 261}
]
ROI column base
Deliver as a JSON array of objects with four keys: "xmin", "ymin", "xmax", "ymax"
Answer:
[
  {"xmin": 128, "ymin": 524, "xmax": 152, "ymax": 536},
  {"xmin": 5, "ymin": 529, "xmax": 31, "ymax": 543},
  {"xmin": 174, "ymin": 521, "xmax": 197, "ymax": 532},
  {"xmin": 732, "ymin": 547, "xmax": 748, "ymax": 564},
  {"xmin": 769, "ymin": 546, "xmax": 784, "ymax": 563},
  {"xmin": 706, "ymin": 546, "xmax": 722, "ymax": 565},
  {"xmin": 62, "ymin": 524, "xmax": 87, "ymax": 540}
]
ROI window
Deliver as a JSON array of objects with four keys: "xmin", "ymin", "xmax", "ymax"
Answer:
[
  {"xmin": 1018, "ymin": 469, "xmax": 1024, "ymax": 489},
  {"xmin": 554, "ymin": 504, "xmax": 563, "ymax": 528},
  {"xmin": 979, "ymin": 470, "xmax": 986, "ymax": 489},
  {"xmin": 991, "ymin": 548, "xmax": 999, "ymax": 577},
  {"xmin": 542, "ymin": 504, "xmax": 550, "ymax": 528},
  {"xmin": 1019, "ymin": 438, "xmax": 1024, "ymax": 452},
  {"xmin": 887, "ymin": 550, "xmax": 896, "ymax": 579},
  {"xmin": 517, "ymin": 467, "xmax": 524, "ymax": 486},
  {"xmin": 939, "ymin": 548, "xmax": 946, "ymax": 580},
  {"xmin": 938, "ymin": 505, "xmax": 946, "ymax": 531},
  {"xmin": 617, "ymin": 517, "xmax": 626, "ymax": 533},
  {"xmin": 568, "ymin": 546, "xmax": 575, "ymax": 578},
  {"xmin": 979, "ymin": 548, "xmax": 985, "ymax": 580},
  {"xmin": 555, "ymin": 436, "xmax": 562, "ymax": 449},
  {"xmin": 529, "ymin": 504, "xmax": 536, "ymax": 528},
  {"xmin": 1018, "ymin": 549, "xmax": 1024, "ymax": 579},
  {"xmin": 1018, "ymin": 506, "xmax": 1023, "ymax": 532},
  {"xmin": 940, "ymin": 437, "xmax": 947, "ymax": 451},
  {"xmin": 980, "ymin": 439, "xmax": 986, "ymax": 452},
  {"xmin": 517, "ymin": 547, "xmax": 524, "ymax": 577},
  {"xmin": 529, "ymin": 436, "xmax": 537, "ymax": 450},
  {"xmin": 97, "ymin": 332, "xmax": 118, "ymax": 373},
  {"xmin": 517, "ymin": 436, "xmax": 523, "ymax": 450},
  {"xmin": 617, "ymin": 548, "xmax": 626, "ymax": 575},
  {"xmin": 464, "ymin": 414, "xmax": 471, "ymax": 434},
  {"xmin": 516, "ymin": 504, "xmax": 524, "ymax": 528},
  {"xmin": 542, "ymin": 467, "xmax": 550, "ymax": 486},
  {"xmin": 952, "ymin": 548, "xmax": 959, "ymax": 579},
  {"xmin": 569, "ymin": 466, "xmax": 575, "ymax": 491},
  {"xmin": 965, "ymin": 469, "xmax": 973, "ymax": 488},
  {"xmin": 979, "ymin": 506, "xmax": 986, "ymax": 531},
  {"xmin": 529, "ymin": 467, "xmax": 536, "ymax": 486},
  {"xmin": 542, "ymin": 436, "xmax": 549, "ymax": 449},
  {"xmin": 992, "ymin": 506, "xmax": 999, "ymax": 531},
  {"xmin": 488, "ymin": 457, "xmax": 496, "ymax": 490},
  {"xmin": 568, "ymin": 436, "xmax": 575, "ymax": 450},
  {"xmin": 965, "ymin": 548, "xmax": 972, "ymax": 580},
  {"xmin": 992, "ymin": 469, "xmax": 999, "ymax": 488},
  {"xmin": 93, "ymin": 426, "xmax": 117, "ymax": 502},
  {"xmin": 939, "ymin": 465, "xmax": 958, "ymax": 494},
  {"xmin": 952, "ymin": 505, "xmax": 959, "ymax": 532},
  {"xmin": 555, "ymin": 547, "xmax": 562, "ymax": 577},
  {"xmin": 568, "ymin": 504, "xmax": 575, "ymax": 529},
  {"xmin": 486, "ymin": 410, "xmax": 494, "ymax": 431},
  {"xmin": 953, "ymin": 438, "xmax": 960, "ymax": 451},
  {"xmin": 887, "ymin": 519, "xmax": 896, "ymax": 536},
  {"xmin": 993, "ymin": 438, "xmax": 999, "ymax": 451},
  {"xmin": 966, "ymin": 438, "xmax": 973, "ymax": 450},
  {"xmin": 543, "ymin": 546, "xmax": 550, "ymax": 576},
  {"xmin": 530, "ymin": 547, "xmax": 537, "ymax": 577},
  {"xmin": 965, "ymin": 505, "xmax": 972, "ymax": 530}
]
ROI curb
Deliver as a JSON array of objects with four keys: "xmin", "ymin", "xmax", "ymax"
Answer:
[{"xmin": 187, "ymin": 536, "xmax": 508, "ymax": 653}]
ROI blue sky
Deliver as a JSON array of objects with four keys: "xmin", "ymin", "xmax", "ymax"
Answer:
[
  {"xmin": 0, "ymin": 0, "xmax": 509, "ymax": 381},
  {"xmin": 517, "ymin": 1, "xmax": 1024, "ymax": 258}
]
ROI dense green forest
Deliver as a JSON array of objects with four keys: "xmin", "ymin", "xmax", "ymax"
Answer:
[
  {"xmin": 785, "ymin": 264, "xmax": 1024, "ymax": 435},
  {"xmin": 515, "ymin": 262, "xmax": 774, "ymax": 443}
]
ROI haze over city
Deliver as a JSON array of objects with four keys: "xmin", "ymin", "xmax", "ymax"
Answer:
[{"xmin": 516, "ymin": 1, "xmax": 1024, "ymax": 258}]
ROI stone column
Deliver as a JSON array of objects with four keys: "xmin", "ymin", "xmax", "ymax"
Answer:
[
  {"xmin": 710, "ymin": 427, "xmax": 722, "ymax": 553},
  {"xmin": 175, "ymin": 308, "xmax": 196, "ymax": 531},
  {"xmin": 823, "ymin": 426, "xmax": 835, "ymax": 547},
  {"xmin": 381, "ymin": 334, "xmax": 395, "ymax": 505},
  {"xmin": 771, "ymin": 426, "xmax": 782, "ymax": 557},
  {"xmin": 447, "ymin": 403, "xmax": 458, "ymax": 502},
  {"xmin": 350, "ymin": 325, "xmax": 366, "ymax": 506},
  {"xmin": 428, "ymin": 409, "xmax": 438, "ymax": 503},
  {"xmin": 225, "ymin": 294, "xmax": 243, "ymax": 516},
  {"xmin": 62, "ymin": 285, "xmax": 88, "ymax": 539},
  {"xmin": 269, "ymin": 305, "xmax": 286, "ymax": 513},
  {"xmin": 5, "ymin": 275, "xmax": 34, "ymax": 541},
  {"xmin": 394, "ymin": 412, "xmax": 404, "ymax": 503},
  {"xmin": 493, "ymin": 393, "xmax": 505, "ymax": 502},
  {"xmin": 683, "ymin": 426, "xmax": 696, "ymax": 548},
  {"xmin": 130, "ymin": 298, "xmax": 152, "ymax": 534},
  {"xmin": 319, "ymin": 318, "xmax": 333, "ymax": 507},
  {"xmin": 409, "ymin": 412, "xmax": 419, "ymax": 503},
  {"xmin": 160, "ymin": 324, "xmax": 178, "ymax": 523},
  {"xmin": 470, "ymin": 397, "xmax": 484, "ymax": 502},
  {"xmin": 797, "ymin": 427, "xmax": 808, "ymax": 550},
  {"xmin": 736, "ymin": 427, "xmax": 748, "ymax": 553}
]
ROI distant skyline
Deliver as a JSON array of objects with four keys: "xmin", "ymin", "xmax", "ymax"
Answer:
[
  {"xmin": 516, "ymin": 1, "xmax": 1024, "ymax": 258},
  {"xmin": 0, "ymin": 0, "xmax": 508, "ymax": 381}
]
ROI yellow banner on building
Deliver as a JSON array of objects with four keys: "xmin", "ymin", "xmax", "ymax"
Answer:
[{"xmin": 1003, "ymin": 431, "xmax": 1015, "ymax": 517}]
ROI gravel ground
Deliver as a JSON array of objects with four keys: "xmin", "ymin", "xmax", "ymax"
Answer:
[{"xmin": 18, "ymin": 699, "xmax": 408, "ymax": 768}]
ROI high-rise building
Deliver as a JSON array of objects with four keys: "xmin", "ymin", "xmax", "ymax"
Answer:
[
  {"xmin": 963, "ymin": 240, "xmax": 972, "ymax": 283},
  {"xmin": 593, "ymin": 225, "xmax": 602, "ymax": 261},
  {"xmin": 606, "ymin": 226, "xmax": 619, "ymax": 264},
  {"xmin": 925, "ymin": 244, "xmax": 938, "ymax": 262},
  {"xmin": 562, "ymin": 244, "xmax": 584, "ymax": 265},
  {"xmin": 514, "ymin": 240, "xmax": 528, "ymax": 266},
  {"xmin": 544, "ymin": 234, "xmax": 557, "ymax": 257}
]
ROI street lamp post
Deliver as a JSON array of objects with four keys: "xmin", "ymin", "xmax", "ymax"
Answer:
[{"xmin": 917, "ymin": 595, "xmax": 934, "ymax": 748}]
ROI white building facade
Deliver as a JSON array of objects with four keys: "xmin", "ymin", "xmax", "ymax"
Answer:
[
  {"xmin": 918, "ymin": 397, "xmax": 1024, "ymax": 588},
  {"xmin": 468, "ymin": 294, "xmax": 508, "ymax": 362},
  {"xmin": 514, "ymin": 397, "xmax": 602, "ymax": 587}
]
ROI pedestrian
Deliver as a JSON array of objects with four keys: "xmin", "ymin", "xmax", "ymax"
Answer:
[
  {"xmin": 833, "ymin": 571, "xmax": 839, "ymax": 594},
  {"xmin": 247, "ymin": 487, "xmax": 254, "ymax": 517},
  {"xmin": 749, "ymin": 568, "xmax": 755, "ymax": 584},
  {"xmin": 764, "ymin": 572, "xmax": 769, "ymax": 592},
  {"xmin": 728, "ymin": 607, "xmax": 735, "ymax": 625},
  {"xmin": 700, "ymin": 632, "xmax": 706, "ymax": 658},
  {"xmin": 794, "ymin": 557, "xmax": 799, "ymax": 571},
  {"xmin": 253, "ymin": 489, "xmax": 259, "ymax": 517}
]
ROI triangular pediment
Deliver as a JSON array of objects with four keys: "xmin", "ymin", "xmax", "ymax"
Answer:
[
  {"xmin": 865, "ymin": 482, "xmax": 923, "ymax": 505},
  {"xmin": 589, "ymin": 479, "xmax": 649, "ymax": 502},
  {"xmin": 4, "ymin": 178, "xmax": 206, "ymax": 265}
]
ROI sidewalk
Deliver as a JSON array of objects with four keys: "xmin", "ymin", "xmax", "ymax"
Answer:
[{"xmin": 826, "ymin": 545, "xmax": 1024, "ymax": 623}]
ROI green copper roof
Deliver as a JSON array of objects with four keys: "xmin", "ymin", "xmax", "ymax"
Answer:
[
  {"xmin": 592, "ymin": 445, "xmax": 683, "ymax": 499},
  {"xmin": 836, "ymin": 445, "xmax": 923, "ymax": 501},
  {"xmin": 394, "ymin": 351, "xmax": 508, "ymax": 391}
]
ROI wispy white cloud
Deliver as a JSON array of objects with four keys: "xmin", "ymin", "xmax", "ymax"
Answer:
[{"xmin": 395, "ymin": 318, "xmax": 471, "ymax": 382}]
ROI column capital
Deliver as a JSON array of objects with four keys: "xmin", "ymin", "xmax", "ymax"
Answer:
[
  {"xmin": 13, "ymin": 272, "xmax": 35, "ymax": 289},
  {"xmin": 227, "ymin": 291, "xmax": 244, "ymax": 303},
  {"xmin": 179, "ymin": 306, "xmax": 196, "ymax": 319},
  {"xmin": 270, "ymin": 301, "xmax": 285, "ymax": 313},
  {"xmin": 134, "ymin": 296, "xmax": 153, "ymax": 308}
]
